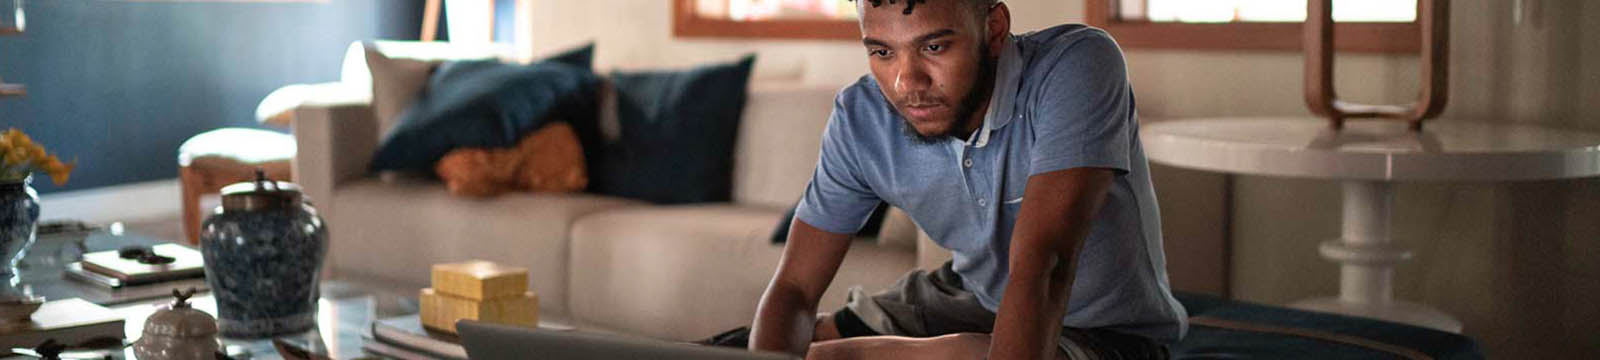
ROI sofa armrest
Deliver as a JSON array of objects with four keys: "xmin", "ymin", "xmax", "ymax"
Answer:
[{"xmin": 291, "ymin": 102, "xmax": 378, "ymax": 209}]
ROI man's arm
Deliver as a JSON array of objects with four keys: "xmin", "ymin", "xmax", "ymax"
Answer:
[
  {"xmin": 750, "ymin": 218, "xmax": 855, "ymax": 356},
  {"xmin": 989, "ymin": 167, "xmax": 1115, "ymax": 360}
]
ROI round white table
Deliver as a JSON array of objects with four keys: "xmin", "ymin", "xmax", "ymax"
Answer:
[{"xmin": 1142, "ymin": 117, "xmax": 1600, "ymax": 333}]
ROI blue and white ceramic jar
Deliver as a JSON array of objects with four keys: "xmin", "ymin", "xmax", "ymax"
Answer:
[
  {"xmin": 0, "ymin": 175, "xmax": 38, "ymax": 277},
  {"xmin": 0, "ymin": 175, "xmax": 43, "ymax": 328},
  {"xmin": 201, "ymin": 171, "xmax": 327, "ymax": 338}
]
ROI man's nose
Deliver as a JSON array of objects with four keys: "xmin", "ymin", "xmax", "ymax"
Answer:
[{"xmin": 893, "ymin": 57, "xmax": 932, "ymax": 96}]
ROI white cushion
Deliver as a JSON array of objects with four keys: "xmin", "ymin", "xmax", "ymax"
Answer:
[
  {"xmin": 568, "ymin": 205, "xmax": 914, "ymax": 341},
  {"xmin": 731, "ymin": 83, "xmax": 841, "ymax": 208},
  {"xmin": 326, "ymin": 177, "xmax": 642, "ymax": 315}
]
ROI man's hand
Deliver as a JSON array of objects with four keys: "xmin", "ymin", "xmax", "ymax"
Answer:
[
  {"xmin": 989, "ymin": 167, "xmax": 1115, "ymax": 360},
  {"xmin": 750, "ymin": 219, "xmax": 855, "ymax": 356}
]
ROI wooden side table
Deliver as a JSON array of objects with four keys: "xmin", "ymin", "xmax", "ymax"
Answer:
[
  {"xmin": 177, "ymin": 128, "xmax": 295, "ymax": 245},
  {"xmin": 1142, "ymin": 118, "xmax": 1600, "ymax": 332}
]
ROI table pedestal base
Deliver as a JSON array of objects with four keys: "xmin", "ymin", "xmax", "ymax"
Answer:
[{"xmin": 1287, "ymin": 181, "xmax": 1463, "ymax": 333}]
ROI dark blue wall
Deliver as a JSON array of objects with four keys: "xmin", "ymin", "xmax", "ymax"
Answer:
[{"xmin": 0, "ymin": 0, "xmax": 424, "ymax": 194}]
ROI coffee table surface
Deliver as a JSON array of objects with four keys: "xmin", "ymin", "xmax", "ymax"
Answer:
[{"xmin": 9, "ymin": 229, "xmax": 421, "ymax": 359}]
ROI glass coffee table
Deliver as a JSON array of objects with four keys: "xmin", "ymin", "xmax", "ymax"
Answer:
[{"xmin": 10, "ymin": 227, "xmax": 422, "ymax": 359}]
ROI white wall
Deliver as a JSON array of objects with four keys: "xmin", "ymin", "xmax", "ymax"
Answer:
[{"xmin": 527, "ymin": 0, "xmax": 1600, "ymax": 357}]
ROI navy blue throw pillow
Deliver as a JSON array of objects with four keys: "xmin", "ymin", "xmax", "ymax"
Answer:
[
  {"xmin": 591, "ymin": 55, "xmax": 756, "ymax": 204},
  {"xmin": 368, "ymin": 45, "xmax": 600, "ymax": 173}
]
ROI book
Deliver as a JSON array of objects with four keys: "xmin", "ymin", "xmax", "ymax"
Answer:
[
  {"xmin": 369, "ymin": 314, "xmax": 577, "ymax": 360},
  {"xmin": 0, "ymin": 298, "xmax": 125, "ymax": 356},
  {"xmin": 359, "ymin": 340, "xmax": 437, "ymax": 360},
  {"xmin": 371, "ymin": 315, "xmax": 468, "ymax": 360},
  {"xmin": 78, "ymin": 243, "xmax": 205, "ymax": 286}
]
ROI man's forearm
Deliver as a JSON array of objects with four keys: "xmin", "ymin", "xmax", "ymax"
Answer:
[
  {"xmin": 989, "ymin": 168, "xmax": 1113, "ymax": 360},
  {"xmin": 750, "ymin": 282, "xmax": 819, "ymax": 356},
  {"xmin": 990, "ymin": 246, "xmax": 1079, "ymax": 359}
]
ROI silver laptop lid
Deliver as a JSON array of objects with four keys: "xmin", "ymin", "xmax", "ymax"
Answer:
[{"xmin": 458, "ymin": 321, "xmax": 798, "ymax": 360}]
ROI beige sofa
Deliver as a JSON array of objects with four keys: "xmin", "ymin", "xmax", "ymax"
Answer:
[{"xmin": 281, "ymin": 42, "xmax": 939, "ymax": 340}]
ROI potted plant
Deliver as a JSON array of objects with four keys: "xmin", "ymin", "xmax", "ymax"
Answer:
[{"xmin": 0, "ymin": 128, "xmax": 71, "ymax": 327}]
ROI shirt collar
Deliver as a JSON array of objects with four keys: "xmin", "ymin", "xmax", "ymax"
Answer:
[{"xmin": 968, "ymin": 35, "xmax": 1022, "ymax": 148}]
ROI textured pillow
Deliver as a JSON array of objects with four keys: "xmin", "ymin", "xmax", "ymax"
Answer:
[
  {"xmin": 364, "ymin": 46, "xmax": 439, "ymax": 134},
  {"xmin": 365, "ymin": 43, "xmax": 596, "ymax": 139},
  {"xmin": 589, "ymin": 55, "xmax": 756, "ymax": 204},
  {"xmin": 368, "ymin": 51, "xmax": 601, "ymax": 173},
  {"xmin": 435, "ymin": 121, "xmax": 588, "ymax": 197}
]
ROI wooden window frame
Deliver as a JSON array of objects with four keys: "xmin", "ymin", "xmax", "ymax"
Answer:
[
  {"xmin": 1085, "ymin": 0, "xmax": 1420, "ymax": 53},
  {"xmin": 672, "ymin": 0, "xmax": 860, "ymax": 40}
]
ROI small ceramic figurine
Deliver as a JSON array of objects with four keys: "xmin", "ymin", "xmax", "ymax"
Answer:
[{"xmin": 133, "ymin": 288, "xmax": 219, "ymax": 360}]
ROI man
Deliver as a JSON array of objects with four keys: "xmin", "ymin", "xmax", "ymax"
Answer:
[{"xmin": 748, "ymin": 0, "xmax": 1186, "ymax": 359}]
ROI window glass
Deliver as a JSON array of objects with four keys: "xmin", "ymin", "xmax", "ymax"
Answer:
[
  {"xmin": 1123, "ymin": 0, "xmax": 1415, "ymax": 23},
  {"xmin": 694, "ymin": 0, "xmax": 859, "ymax": 21}
]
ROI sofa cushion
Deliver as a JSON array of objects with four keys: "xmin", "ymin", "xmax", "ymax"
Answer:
[
  {"xmin": 326, "ymin": 177, "xmax": 643, "ymax": 315},
  {"xmin": 568, "ymin": 205, "xmax": 914, "ymax": 341},
  {"xmin": 729, "ymin": 84, "xmax": 841, "ymax": 208},
  {"xmin": 590, "ymin": 55, "xmax": 756, "ymax": 204},
  {"xmin": 369, "ymin": 57, "xmax": 601, "ymax": 173}
]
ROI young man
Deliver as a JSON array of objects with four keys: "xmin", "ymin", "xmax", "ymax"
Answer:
[{"xmin": 748, "ymin": 0, "xmax": 1186, "ymax": 359}]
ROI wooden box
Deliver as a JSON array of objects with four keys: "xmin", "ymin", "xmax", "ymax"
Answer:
[
  {"xmin": 419, "ymin": 288, "xmax": 538, "ymax": 334},
  {"xmin": 430, "ymin": 260, "xmax": 528, "ymax": 301}
]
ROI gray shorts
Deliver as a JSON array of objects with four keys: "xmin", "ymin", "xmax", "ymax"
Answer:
[{"xmin": 835, "ymin": 261, "xmax": 1169, "ymax": 360}]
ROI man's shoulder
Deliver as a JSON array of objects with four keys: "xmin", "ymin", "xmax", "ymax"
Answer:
[{"xmin": 1018, "ymin": 23, "xmax": 1119, "ymax": 51}]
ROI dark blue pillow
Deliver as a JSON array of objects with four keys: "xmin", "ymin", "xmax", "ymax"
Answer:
[
  {"xmin": 368, "ymin": 45, "xmax": 600, "ymax": 173},
  {"xmin": 590, "ymin": 55, "xmax": 756, "ymax": 204}
]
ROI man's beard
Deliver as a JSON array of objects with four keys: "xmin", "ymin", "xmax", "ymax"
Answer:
[{"xmin": 902, "ymin": 41, "xmax": 999, "ymax": 145}]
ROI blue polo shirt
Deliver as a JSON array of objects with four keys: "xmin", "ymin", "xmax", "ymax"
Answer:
[{"xmin": 795, "ymin": 25, "xmax": 1186, "ymax": 343}]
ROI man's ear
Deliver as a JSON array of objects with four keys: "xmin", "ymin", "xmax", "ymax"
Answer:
[{"xmin": 986, "ymin": 2, "xmax": 1012, "ymax": 55}]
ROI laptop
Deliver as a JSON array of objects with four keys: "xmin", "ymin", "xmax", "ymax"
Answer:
[{"xmin": 458, "ymin": 321, "xmax": 799, "ymax": 360}]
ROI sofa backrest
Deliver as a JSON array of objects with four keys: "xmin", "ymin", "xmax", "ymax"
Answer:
[
  {"xmin": 344, "ymin": 41, "xmax": 843, "ymax": 209},
  {"xmin": 731, "ymin": 83, "xmax": 842, "ymax": 209}
]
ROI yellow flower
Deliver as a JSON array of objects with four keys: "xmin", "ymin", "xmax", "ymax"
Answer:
[
  {"xmin": 2, "ymin": 150, "xmax": 24, "ymax": 167},
  {"xmin": 27, "ymin": 145, "xmax": 47, "ymax": 164}
]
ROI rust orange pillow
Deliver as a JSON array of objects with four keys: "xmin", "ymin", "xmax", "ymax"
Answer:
[{"xmin": 435, "ymin": 122, "xmax": 588, "ymax": 197}]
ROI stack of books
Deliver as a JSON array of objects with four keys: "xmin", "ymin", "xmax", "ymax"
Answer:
[
  {"xmin": 0, "ymin": 298, "xmax": 125, "ymax": 356},
  {"xmin": 66, "ymin": 244, "xmax": 206, "ymax": 289},
  {"xmin": 364, "ymin": 314, "xmax": 579, "ymax": 359}
]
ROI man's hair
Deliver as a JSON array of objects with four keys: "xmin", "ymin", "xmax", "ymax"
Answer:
[{"xmin": 852, "ymin": 0, "xmax": 998, "ymax": 16}]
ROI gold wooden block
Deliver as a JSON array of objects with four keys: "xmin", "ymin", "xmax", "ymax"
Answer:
[
  {"xmin": 419, "ymin": 288, "xmax": 539, "ymax": 334},
  {"xmin": 431, "ymin": 260, "xmax": 528, "ymax": 300}
]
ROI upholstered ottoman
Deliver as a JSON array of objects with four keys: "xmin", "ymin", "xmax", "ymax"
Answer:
[
  {"xmin": 177, "ymin": 127, "xmax": 295, "ymax": 244},
  {"xmin": 1172, "ymin": 293, "xmax": 1483, "ymax": 359}
]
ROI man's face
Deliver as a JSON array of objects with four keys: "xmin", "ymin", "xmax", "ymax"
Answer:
[{"xmin": 860, "ymin": 1, "xmax": 995, "ymax": 140}]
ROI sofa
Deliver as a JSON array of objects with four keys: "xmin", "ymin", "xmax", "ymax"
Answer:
[{"xmin": 280, "ymin": 42, "xmax": 934, "ymax": 341}]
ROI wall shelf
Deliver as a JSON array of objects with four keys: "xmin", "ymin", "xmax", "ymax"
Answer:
[{"xmin": 2, "ymin": 26, "xmax": 22, "ymax": 97}]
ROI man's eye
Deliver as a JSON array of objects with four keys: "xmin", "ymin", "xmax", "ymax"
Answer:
[
  {"xmin": 869, "ymin": 49, "xmax": 893, "ymax": 58},
  {"xmin": 925, "ymin": 44, "xmax": 945, "ymax": 53}
]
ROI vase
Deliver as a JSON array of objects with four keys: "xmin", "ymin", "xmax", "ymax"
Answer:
[
  {"xmin": 0, "ymin": 175, "xmax": 42, "ymax": 329},
  {"xmin": 200, "ymin": 172, "xmax": 327, "ymax": 338}
]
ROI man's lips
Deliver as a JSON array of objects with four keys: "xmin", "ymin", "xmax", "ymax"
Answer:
[{"xmin": 901, "ymin": 103, "xmax": 947, "ymax": 120}]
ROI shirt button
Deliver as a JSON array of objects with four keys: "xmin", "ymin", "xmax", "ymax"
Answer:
[
  {"xmin": 963, "ymin": 159, "xmax": 974, "ymax": 168},
  {"xmin": 978, "ymin": 199, "xmax": 988, "ymax": 207}
]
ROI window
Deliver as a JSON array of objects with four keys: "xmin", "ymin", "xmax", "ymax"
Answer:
[
  {"xmin": 1088, "ymin": 0, "xmax": 1421, "ymax": 53},
  {"xmin": 674, "ymin": 0, "xmax": 861, "ymax": 40}
]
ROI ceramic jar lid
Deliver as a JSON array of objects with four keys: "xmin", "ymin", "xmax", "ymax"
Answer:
[{"xmin": 219, "ymin": 169, "xmax": 303, "ymax": 211}]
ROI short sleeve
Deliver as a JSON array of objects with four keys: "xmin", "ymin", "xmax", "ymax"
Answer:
[
  {"xmin": 793, "ymin": 97, "xmax": 883, "ymax": 235},
  {"xmin": 1028, "ymin": 33, "xmax": 1134, "ymax": 176}
]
